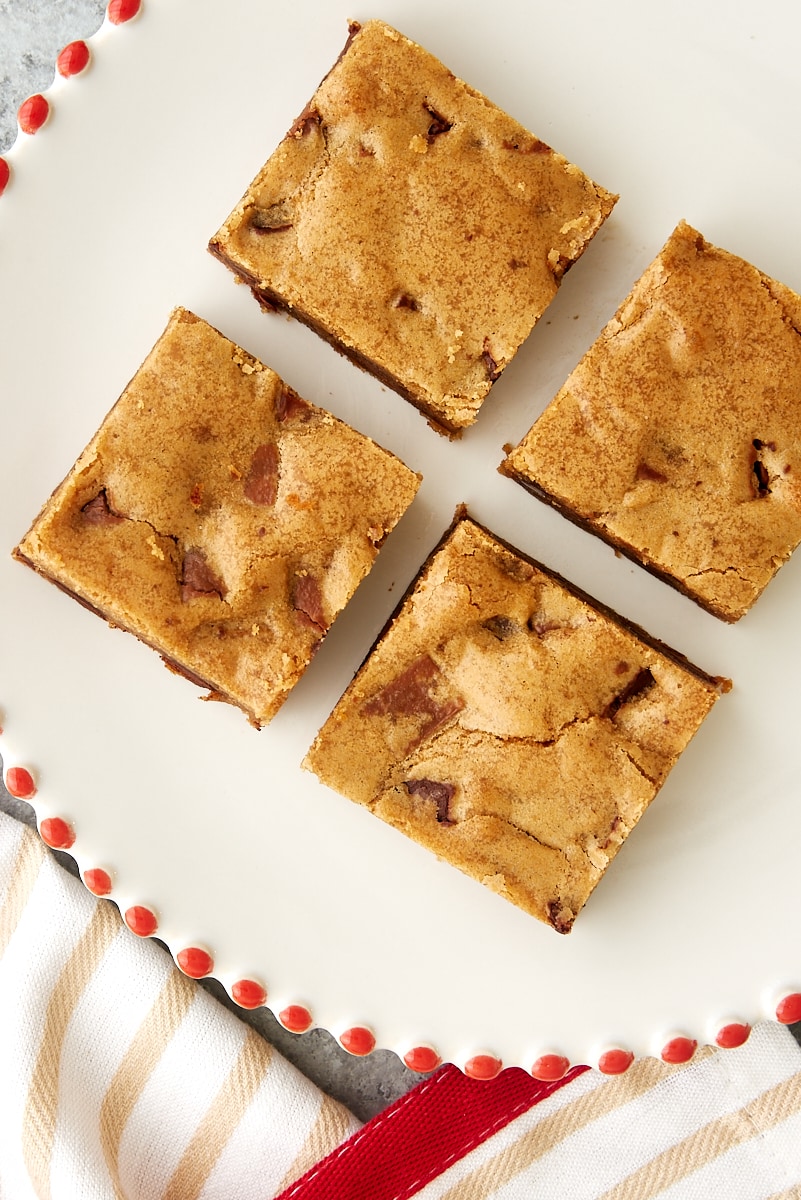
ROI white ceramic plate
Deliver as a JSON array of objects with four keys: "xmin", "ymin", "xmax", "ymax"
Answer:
[{"xmin": 2, "ymin": 0, "xmax": 800, "ymax": 1073}]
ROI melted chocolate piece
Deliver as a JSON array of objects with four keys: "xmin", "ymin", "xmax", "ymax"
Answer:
[
  {"xmin": 292, "ymin": 573, "xmax": 327, "ymax": 631},
  {"xmin": 244, "ymin": 444, "xmax": 279, "ymax": 506},
  {"xmin": 482, "ymin": 615, "xmax": 518, "ymax": 641},
  {"xmin": 547, "ymin": 901, "xmax": 574, "ymax": 935},
  {"xmin": 394, "ymin": 293, "xmax": 420, "ymax": 311},
  {"xmin": 289, "ymin": 105, "xmax": 322, "ymax": 138},
  {"xmin": 362, "ymin": 654, "xmax": 464, "ymax": 745},
  {"xmin": 275, "ymin": 385, "xmax": 311, "ymax": 423},
  {"xmin": 482, "ymin": 338, "xmax": 501, "ymax": 382},
  {"xmin": 405, "ymin": 778, "xmax": 456, "ymax": 825},
  {"xmin": 423, "ymin": 101, "xmax": 453, "ymax": 141},
  {"xmin": 80, "ymin": 490, "xmax": 125, "ymax": 526},
  {"xmin": 180, "ymin": 549, "xmax": 225, "ymax": 602},
  {"xmin": 605, "ymin": 667, "xmax": 655, "ymax": 719}
]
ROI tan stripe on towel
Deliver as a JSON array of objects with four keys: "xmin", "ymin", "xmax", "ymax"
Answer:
[
  {"xmin": 100, "ymin": 967, "xmax": 196, "ymax": 1199},
  {"xmin": 21, "ymin": 899, "xmax": 122, "ymax": 1200},
  {"xmin": 0, "ymin": 824, "xmax": 45, "ymax": 958},
  {"xmin": 162, "ymin": 1027, "xmax": 274, "ymax": 1200},
  {"xmin": 763, "ymin": 1186, "xmax": 801, "ymax": 1200},
  {"xmin": 439, "ymin": 1055, "xmax": 686, "ymax": 1200},
  {"xmin": 274, "ymin": 1093, "xmax": 358, "ymax": 1194},
  {"xmin": 596, "ymin": 1068, "xmax": 801, "ymax": 1200}
]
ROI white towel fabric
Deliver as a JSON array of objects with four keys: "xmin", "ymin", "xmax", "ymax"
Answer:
[{"xmin": 0, "ymin": 811, "xmax": 361, "ymax": 1200}]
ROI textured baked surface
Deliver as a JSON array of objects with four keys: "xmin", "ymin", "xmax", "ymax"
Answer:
[
  {"xmin": 502, "ymin": 220, "xmax": 801, "ymax": 622},
  {"xmin": 14, "ymin": 308, "xmax": 421, "ymax": 727},
  {"xmin": 208, "ymin": 19, "xmax": 617, "ymax": 435},
  {"xmin": 305, "ymin": 514, "xmax": 726, "ymax": 931}
]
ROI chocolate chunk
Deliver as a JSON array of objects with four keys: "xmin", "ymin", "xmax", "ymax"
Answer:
[
  {"xmin": 250, "ymin": 202, "xmax": 294, "ymax": 233},
  {"xmin": 482, "ymin": 615, "xmax": 518, "ymax": 640},
  {"xmin": 482, "ymin": 338, "xmax": 502, "ymax": 382},
  {"xmin": 180, "ymin": 549, "xmax": 225, "ymax": 602},
  {"xmin": 275, "ymin": 385, "xmax": 311, "ymax": 423},
  {"xmin": 635, "ymin": 462, "xmax": 669, "ymax": 483},
  {"xmin": 81, "ymin": 489, "xmax": 125, "ymax": 526},
  {"xmin": 292, "ymin": 573, "xmax": 327, "ymax": 631},
  {"xmin": 289, "ymin": 105, "xmax": 321, "ymax": 138},
  {"xmin": 750, "ymin": 443, "xmax": 772, "ymax": 497},
  {"xmin": 244, "ymin": 443, "xmax": 279, "ymax": 506},
  {"xmin": 405, "ymin": 778, "xmax": 456, "ymax": 825},
  {"xmin": 547, "ymin": 901, "xmax": 574, "ymax": 935},
  {"xmin": 423, "ymin": 101, "xmax": 453, "ymax": 141},
  {"xmin": 605, "ymin": 667, "xmax": 655, "ymax": 718},
  {"xmin": 362, "ymin": 654, "xmax": 464, "ymax": 744},
  {"xmin": 753, "ymin": 459, "xmax": 771, "ymax": 495},
  {"xmin": 394, "ymin": 293, "xmax": 420, "ymax": 311},
  {"xmin": 528, "ymin": 614, "xmax": 561, "ymax": 636}
]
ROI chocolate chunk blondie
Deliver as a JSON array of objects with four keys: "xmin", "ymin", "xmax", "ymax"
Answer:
[
  {"xmin": 305, "ymin": 512, "xmax": 728, "ymax": 931},
  {"xmin": 14, "ymin": 308, "xmax": 421, "ymax": 726},
  {"xmin": 502, "ymin": 221, "xmax": 801, "ymax": 621},
  {"xmin": 209, "ymin": 19, "xmax": 617, "ymax": 435}
]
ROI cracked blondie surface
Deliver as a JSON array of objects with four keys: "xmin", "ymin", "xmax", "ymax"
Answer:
[
  {"xmin": 208, "ymin": 19, "xmax": 617, "ymax": 435},
  {"xmin": 502, "ymin": 221, "xmax": 801, "ymax": 621},
  {"xmin": 305, "ymin": 514, "xmax": 727, "ymax": 931},
  {"xmin": 13, "ymin": 308, "xmax": 421, "ymax": 726}
]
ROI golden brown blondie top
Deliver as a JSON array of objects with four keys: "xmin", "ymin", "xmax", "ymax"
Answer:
[
  {"xmin": 14, "ymin": 308, "xmax": 421, "ymax": 726},
  {"xmin": 503, "ymin": 220, "xmax": 801, "ymax": 622},
  {"xmin": 209, "ymin": 19, "xmax": 617, "ymax": 435},
  {"xmin": 305, "ymin": 514, "xmax": 726, "ymax": 931}
]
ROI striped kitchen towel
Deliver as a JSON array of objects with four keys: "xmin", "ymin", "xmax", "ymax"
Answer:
[
  {"xmin": 0, "ymin": 811, "xmax": 361, "ymax": 1200},
  {"xmin": 278, "ymin": 1027, "xmax": 801, "ymax": 1200}
]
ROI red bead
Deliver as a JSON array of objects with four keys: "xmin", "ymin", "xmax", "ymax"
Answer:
[
  {"xmin": 279, "ymin": 1005, "xmax": 313, "ymax": 1034},
  {"xmin": 340, "ymin": 1026, "xmax": 376, "ymax": 1057},
  {"xmin": 597, "ymin": 1047, "xmax": 634, "ymax": 1075},
  {"xmin": 715, "ymin": 1022, "xmax": 751, "ymax": 1050},
  {"xmin": 231, "ymin": 979, "xmax": 267, "ymax": 1010},
  {"xmin": 661, "ymin": 1036, "xmax": 697, "ymax": 1065},
  {"xmin": 0, "ymin": 158, "xmax": 10, "ymax": 197},
  {"xmin": 464, "ymin": 1053, "xmax": 503, "ymax": 1081},
  {"xmin": 18, "ymin": 94, "xmax": 50, "ymax": 135},
  {"xmin": 776, "ymin": 992, "xmax": 801, "ymax": 1025},
  {"xmin": 531, "ymin": 1053, "xmax": 570, "ymax": 1082},
  {"xmin": 83, "ymin": 867, "xmax": 112, "ymax": 896},
  {"xmin": 403, "ymin": 1045, "xmax": 441, "ymax": 1074},
  {"xmin": 5, "ymin": 766, "xmax": 37, "ymax": 799},
  {"xmin": 124, "ymin": 905, "xmax": 158, "ymax": 937},
  {"xmin": 177, "ymin": 946, "xmax": 213, "ymax": 978},
  {"xmin": 107, "ymin": 0, "xmax": 141, "ymax": 24},
  {"xmin": 39, "ymin": 816, "xmax": 75, "ymax": 850},
  {"xmin": 57, "ymin": 41, "xmax": 91, "ymax": 77}
]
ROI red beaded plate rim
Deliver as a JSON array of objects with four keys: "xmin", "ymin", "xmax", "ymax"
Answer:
[{"xmin": 10, "ymin": 721, "xmax": 797, "ymax": 1076}]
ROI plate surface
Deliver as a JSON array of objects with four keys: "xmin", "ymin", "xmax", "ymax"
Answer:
[{"xmin": 1, "ymin": 0, "xmax": 800, "ymax": 1070}]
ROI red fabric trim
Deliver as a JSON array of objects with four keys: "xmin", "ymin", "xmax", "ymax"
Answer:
[{"xmin": 276, "ymin": 1062, "xmax": 589, "ymax": 1200}]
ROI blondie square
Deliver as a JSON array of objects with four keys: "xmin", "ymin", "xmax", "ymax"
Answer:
[
  {"xmin": 14, "ymin": 308, "xmax": 421, "ymax": 727},
  {"xmin": 208, "ymin": 19, "xmax": 617, "ymax": 435},
  {"xmin": 502, "ymin": 221, "xmax": 801, "ymax": 621},
  {"xmin": 305, "ymin": 513, "xmax": 727, "ymax": 931}
]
